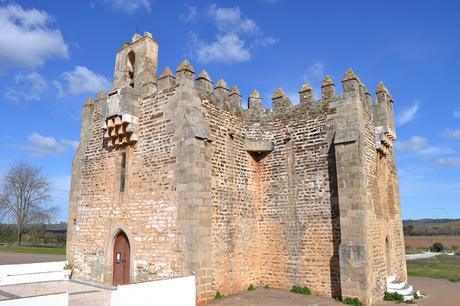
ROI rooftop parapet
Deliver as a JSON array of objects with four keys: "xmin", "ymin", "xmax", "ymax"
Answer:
[
  {"xmin": 299, "ymin": 82, "xmax": 314, "ymax": 103},
  {"xmin": 158, "ymin": 67, "xmax": 176, "ymax": 90},
  {"xmin": 373, "ymin": 81, "xmax": 395, "ymax": 132}
]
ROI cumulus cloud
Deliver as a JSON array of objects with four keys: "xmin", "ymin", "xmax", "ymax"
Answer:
[
  {"xmin": 0, "ymin": 3, "xmax": 68, "ymax": 72},
  {"xmin": 193, "ymin": 33, "xmax": 250, "ymax": 64},
  {"xmin": 442, "ymin": 129, "xmax": 460, "ymax": 140},
  {"xmin": 396, "ymin": 101, "xmax": 419, "ymax": 126},
  {"xmin": 55, "ymin": 66, "xmax": 110, "ymax": 97},
  {"xmin": 395, "ymin": 136, "xmax": 453, "ymax": 158},
  {"xmin": 190, "ymin": 4, "xmax": 277, "ymax": 64},
  {"xmin": 4, "ymin": 71, "xmax": 47, "ymax": 101},
  {"xmin": 106, "ymin": 0, "xmax": 151, "ymax": 14},
  {"xmin": 23, "ymin": 133, "xmax": 79, "ymax": 157},
  {"xmin": 207, "ymin": 4, "xmax": 260, "ymax": 35},
  {"xmin": 437, "ymin": 157, "xmax": 460, "ymax": 167}
]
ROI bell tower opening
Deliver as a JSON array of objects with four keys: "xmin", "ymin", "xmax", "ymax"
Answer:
[{"xmin": 127, "ymin": 51, "xmax": 135, "ymax": 88}]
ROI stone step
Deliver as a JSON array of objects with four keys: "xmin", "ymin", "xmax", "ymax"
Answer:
[
  {"xmin": 388, "ymin": 284, "xmax": 413, "ymax": 296},
  {"xmin": 388, "ymin": 280, "xmax": 406, "ymax": 290},
  {"xmin": 386, "ymin": 275, "xmax": 396, "ymax": 283}
]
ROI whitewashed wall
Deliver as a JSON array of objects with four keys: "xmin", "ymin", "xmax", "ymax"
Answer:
[
  {"xmin": 0, "ymin": 293, "xmax": 68, "ymax": 306},
  {"xmin": 110, "ymin": 275, "xmax": 196, "ymax": 306},
  {"xmin": 0, "ymin": 261, "xmax": 67, "ymax": 285}
]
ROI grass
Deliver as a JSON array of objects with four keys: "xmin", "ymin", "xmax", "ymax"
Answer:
[
  {"xmin": 290, "ymin": 285, "xmax": 311, "ymax": 295},
  {"xmin": 407, "ymin": 254, "xmax": 460, "ymax": 282},
  {"xmin": 343, "ymin": 297, "xmax": 363, "ymax": 306},
  {"xmin": 0, "ymin": 245, "xmax": 66, "ymax": 255}
]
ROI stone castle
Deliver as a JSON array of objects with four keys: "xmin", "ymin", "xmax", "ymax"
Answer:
[{"xmin": 67, "ymin": 32, "xmax": 407, "ymax": 305}]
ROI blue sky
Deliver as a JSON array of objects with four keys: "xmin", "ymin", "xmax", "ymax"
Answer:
[{"xmin": 0, "ymin": 0, "xmax": 459, "ymax": 221}]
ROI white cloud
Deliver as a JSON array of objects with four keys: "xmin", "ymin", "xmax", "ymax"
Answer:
[
  {"xmin": 180, "ymin": 5, "xmax": 197, "ymax": 22},
  {"xmin": 303, "ymin": 61, "xmax": 324, "ymax": 82},
  {"xmin": 106, "ymin": 0, "xmax": 151, "ymax": 14},
  {"xmin": 193, "ymin": 33, "xmax": 250, "ymax": 64},
  {"xmin": 0, "ymin": 4, "xmax": 68, "ymax": 72},
  {"xmin": 4, "ymin": 71, "xmax": 47, "ymax": 101},
  {"xmin": 396, "ymin": 101, "xmax": 419, "ymax": 126},
  {"xmin": 207, "ymin": 4, "xmax": 259, "ymax": 35},
  {"xmin": 442, "ymin": 129, "xmax": 460, "ymax": 140},
  {"xmin": 24, "ymin": 133, "xmax": 79, "ymax": 157},
  {"xmin": 454, "ymin": 108, "xmax": 460, "ymax": 118},
  {"xmin": 191, "ymin": 4, "xmax": 276, "ymax": 64},
  {"xmin": 56, "ymin": 66, "xmax": 110, "ymax": 96},
  {"xmin": 395, "ymin": 136, "xmax": 453, "ymax": 158},
  {"xmin": 437, "ymin": 157, "xmax": 460, "ymax": 167}
]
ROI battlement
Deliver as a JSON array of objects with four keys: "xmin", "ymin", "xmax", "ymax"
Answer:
[{"xmin": 83, "ymin": 32, "xmax": 396, "ymax": 153}]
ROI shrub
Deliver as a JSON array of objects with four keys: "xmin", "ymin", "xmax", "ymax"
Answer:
[
  {"xmin": 343, "ymin": 297, "xmax": 363, "ymax": 306},
  {"xmin": 263, "ymin": 285, "xmax": 269, "ymax": 289},
  {"xmin": 63, "ymin": 263, "xmax": 73, "ymax": 270},
  {"xmin": 290, "ymin": 285, "xmax": 311, "ymax": 295},
  {"xmin": 384, "ymin": 291, "xmax": 405, "ymax": 302},
  {"xmin": 431, "ymin": 242, "xmax": 444, "ymax": 252},
  {"xmin": 247, "ymin": 284, "xmax": 256, "ymax": 291},
  {"xmin": 215, "ymin": 291, "xmax": 224, "ymax": 300}
]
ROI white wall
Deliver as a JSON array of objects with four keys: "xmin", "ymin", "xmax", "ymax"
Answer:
[
  {"xmin": 111, "ymin": 275, "xmax": 196, "ymax": 306},
  {"xmin": 0, "ymin": 293, "xmax": 68, "ymax": 306},
  {"xmin": 0, "ymin": 261, "xmax": 67, "ymax": 285}
]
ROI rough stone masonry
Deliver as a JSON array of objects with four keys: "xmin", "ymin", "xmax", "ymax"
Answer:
[{"xmin": 66, "ymin": 32, "xmax": 407, "ymax": 305}]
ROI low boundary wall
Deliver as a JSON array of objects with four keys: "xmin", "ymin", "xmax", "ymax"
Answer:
[
  {"xmin": 0, "ymin": 261, "xmax": 67, "ymax": 285},
  {"xmin": 110, "ymin": 275, "xmax": 196, "ymax": 306}
]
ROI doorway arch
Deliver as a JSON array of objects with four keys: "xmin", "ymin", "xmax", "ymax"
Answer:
[{"xmin": 113, "ymin": 231, "xmax": 131, "ymax": 286}]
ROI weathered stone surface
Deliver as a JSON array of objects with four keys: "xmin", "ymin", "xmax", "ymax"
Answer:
[{"xmin": 67, "ymin": 32, "xmax": 406, "ymax": 306}]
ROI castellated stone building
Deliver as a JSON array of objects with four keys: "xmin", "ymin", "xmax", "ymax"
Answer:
[{"xmin": 67, "ymin": 32, "xmax": 407, "ymax": 305}]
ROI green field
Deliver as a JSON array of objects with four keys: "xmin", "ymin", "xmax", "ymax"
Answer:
[
  {"xmin": 0, "ymin": 245, "xmax": 66, "ymax": 255},
  {"xmin": 407, "ymin": 255, "xmax": 460, "ymax": 282}
]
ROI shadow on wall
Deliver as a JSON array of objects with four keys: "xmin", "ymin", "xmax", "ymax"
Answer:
[{"xmin": 328, "ymin": 143, "xmax": 341, "ymax": 299}]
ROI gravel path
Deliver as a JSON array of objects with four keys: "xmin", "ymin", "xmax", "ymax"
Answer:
[
  {"xmin": 0, "ymin": 280, "xmax": 112, "ymax": 306},
  {"xmin": 405, "ymin": 252, "xmax": 440, "ymax": 260},
  {"xmin": 0, "ymin": 252, "xmax": 66, "ymax": 264}
]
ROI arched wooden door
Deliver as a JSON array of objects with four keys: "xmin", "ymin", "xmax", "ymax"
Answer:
[{"xmin": 113, "ymin": 231, "xmax": 130, "ymax": 286}]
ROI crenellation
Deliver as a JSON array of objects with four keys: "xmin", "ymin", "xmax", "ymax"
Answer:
[
  {"xmin": 158, "ymin": 67, "xmax": 176, "ymax": 91},
  {"xmin": 229, "ymin": 86, "xmax": 242, "ymax": 113},
  {"xmin": 195, "ymin": 70, "xmax": 213, "ymax": 98},
  {"xmin": 321, "ymin": 75, "xmax": 335, "ymax": 101},
  {"xmin": 214, "ymin": 79, "xmax": 230, "ymax": 110},
  {"xmin": 68, "ymin": 32, "xmax": 407, "ymax": 306},
  {"xmin": 176, "ymin": 59, "xmax": 195, "ymax": 83},
  {"xmin": 248, "ymin": 89, "xmax": 264, "ymax": 113},
  {"xmin": 299, "ymin": 82, "xmax": 314, "ymax": 104}
]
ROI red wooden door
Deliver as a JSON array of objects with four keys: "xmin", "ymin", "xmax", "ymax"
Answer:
[{"xmin": 113, "ymin": 232, "xmax": 130, "ymax": 286}]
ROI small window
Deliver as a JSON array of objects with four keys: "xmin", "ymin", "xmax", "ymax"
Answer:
[
  {"xmin": 127, "ymin": 51, "xmax": 135, "ymax": 88},
  {"xmin": 120, "ymin": 152, "xmax": 127, "ymax": 192}
]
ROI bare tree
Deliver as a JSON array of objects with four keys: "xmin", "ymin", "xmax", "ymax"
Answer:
[{"xmin": 0, "ymin": 162, "xmax": 56, "ymax": 246}]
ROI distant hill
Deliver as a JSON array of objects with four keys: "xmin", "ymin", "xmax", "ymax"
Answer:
[{"xmin": 403, "ymin": 219, "xmax": 460, "ymax": 236}]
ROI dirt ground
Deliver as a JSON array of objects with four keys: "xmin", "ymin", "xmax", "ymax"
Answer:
[
  {"xmin": 405, "ymin": 235, "xmax": 460, "ymax": 249},
  {"xmin": 0, "ymin": 252, "xmax": 66, "ymax": 264},
  {"xmin": 209, "ymin": 276, "xmax": 460, "ymax": 306}
]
